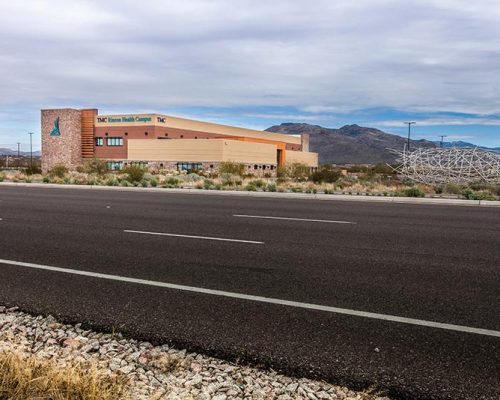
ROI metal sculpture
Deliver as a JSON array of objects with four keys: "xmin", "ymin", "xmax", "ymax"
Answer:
[{"xmin": 390, "ymin": 147, "xmax": 500, "ymax": 184}]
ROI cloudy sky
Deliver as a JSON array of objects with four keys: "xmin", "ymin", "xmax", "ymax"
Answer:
[{"xmin": 1, "ymin": 0, "xmax": 499, "ymax": 150}]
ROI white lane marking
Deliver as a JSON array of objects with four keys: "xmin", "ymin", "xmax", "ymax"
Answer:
[
  {"xmin": 124, "ymin": 230, "xmax": 264, "ymax": 244},
  {"xmin": 0, "ymin": 258, "xmax": 498, "ymax": 338},
  {"xmin": 234, "ymin": 214, "xmax": 356, "ymax": 224}
]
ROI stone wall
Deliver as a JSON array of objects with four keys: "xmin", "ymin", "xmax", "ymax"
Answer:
[{"xmin": 41, "ymin": 109, "xmax": 82, "ymax": 172}]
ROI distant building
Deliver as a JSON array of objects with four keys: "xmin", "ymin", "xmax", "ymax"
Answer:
[{"xmin": 41, "ymin": 108, "xmax": 318, "ymax": 174}]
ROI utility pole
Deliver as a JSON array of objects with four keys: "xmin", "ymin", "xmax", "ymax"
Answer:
[
  {"xmin": 28, "ymin": 132, "xmax": 34, "ymax": 170},
  {"xmin": 439, "ymin": 135, "xmax": 447, "ymax": 148},
  {"xmin": 404, "ymin": 122, "xmax": 416, "ymax": 152},
  {"xmin": 17, "ymin": 142, "xmax": 20, "ymax": 168}
]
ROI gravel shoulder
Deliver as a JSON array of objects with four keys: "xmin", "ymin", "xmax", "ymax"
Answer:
[{"xmin": 0, "ymin": 306, "xmax": 389, "ymax": 400}]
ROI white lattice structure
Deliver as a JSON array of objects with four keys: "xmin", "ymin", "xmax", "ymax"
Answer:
[{"xmin": 391, "ymin": 147, "xmax": 500, "ymax": 184}]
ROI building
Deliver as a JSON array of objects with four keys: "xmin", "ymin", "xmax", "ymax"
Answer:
[{"xmin": 41, "ymin": 108, "xmax": 318, "ymax": 174}]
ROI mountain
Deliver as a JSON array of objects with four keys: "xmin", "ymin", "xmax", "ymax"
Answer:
[
  {"xmin": 432, "ymin": 140, "xmax": 500, "ymax": 151},
  {"xmin": 0, "ymin": 148, "xmax": 41, "ymax": 157},
  {"xmin": 266, "ymin": 123, "xmax": 435, "ymax": 164}
]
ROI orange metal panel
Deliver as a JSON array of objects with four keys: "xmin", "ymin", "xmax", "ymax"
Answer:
[{"xmin": 81, "ymin": 109, "xmax": 97, "ymax": 158}]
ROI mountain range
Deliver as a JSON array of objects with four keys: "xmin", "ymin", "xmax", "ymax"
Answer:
[
  {"xmin": 0, "ymin": 148, "xmax": 41, "ymax": 157},
  {"xmin": 266, "ymin": 123, "xmax": 498, "ymax": 164},
  {"xmin": 266, "ymin": 123, "xmax": 436, "ymax": 164},
  {"xmin": 432, "ymin": 140, "xmax": 500, "ymax": 151}
]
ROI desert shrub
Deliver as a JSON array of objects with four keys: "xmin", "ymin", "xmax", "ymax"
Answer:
[
  {"xmin": 444, "ymin": 183, "xmax": 461, "ymax": 194},
  {"xmin": 266, "ymin": 183, "xmax": 276, "ymax": 192},
  {"xmin": 140, "ymin": 179, "xmax": 149, "ymax": 187},
  {"xmin": 49, "ymin": 164, "xmax": 68, "ymax": 178},
  {"xmin": 166, "ymin": 177, "xmax": 180, "ymax": 186},
  {"xmin": 219, "ymin": 161, "xmax": 245, "ymax": 176},
  {"xmin": 311, "ymin": 166, "xmax": 341, "ymax": 183},
  {"xmin": 403, "ymin": 187, "xmax": 425, "ymax": 197},
  {"xmin": 120, "ymin": 180, "xmax": 132, "ymax": 187},
  {"xmin": 83, "ymin": 158, "xmax": 108, "ymax": 176},
  {"xmin": 42, "ymin": 175, "xmax": 50, "ymax": 183},
  {"xmin": 25, "ymin": 165, "xmax": 42, "ymax": 175},
  {"xmin": 400, "ymin": 178, "xmax": 415, "ymax": 187},
  {"xmin": 183, "ymin": 173, "xmax": 202, "ymax": 182},
  {"xmin": 249, "ymin": 179, "xmax": 265, "ymax": 188},
  {"xmin": 105, "ymin": 177, "xmax": 117, "ymax": 186},
  {"xmin": 203, "ymin": 179, "xmax": 214, "ymax": 190},
  {"xmin": 245, "ymin": 184, "xmax": 257, "ymax": 191},
  {"xmin": 150, "ymin": 178, "xmax": 158, "ymax": 187},
  {"xmin": 0, "ymin": 173, "xmax": 4, "ymax": 182},
  {"xmin": 433, "ymin": 185, "xmax": 444, "ymax": 194},
  {"xmin": 373, "ymin": 163, "xmax": 395, "ymax": 174},
  {"xmin": 288, "ymin": 163, "xmax": 310, "ymax": 182},
  {"xmin": 123, "ymin": 165, "xmax": 145, "ymax": 183},
  {"xmin": 461, "ymin": 189, "xmax": 494, "ymax": 201}
]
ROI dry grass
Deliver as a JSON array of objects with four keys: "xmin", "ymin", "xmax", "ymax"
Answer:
[{"xmin": 0, "ymin": 351, "xmax": 128, "ymax": 400}]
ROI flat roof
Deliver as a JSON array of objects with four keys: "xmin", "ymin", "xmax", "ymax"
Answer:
[{"xmin": 94, "ymin": 113, "xmax": 302, "ymax": 145}]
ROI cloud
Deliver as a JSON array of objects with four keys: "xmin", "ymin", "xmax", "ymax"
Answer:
[
  {"xmin": 0, "ymin": 0, "xmax": 499, "ymax": 113},
  {"xmin": 374, "ymin": 117, "xmax": 500, "ymax": 127},
  {"xmin": 1, "ymin": 0, "xmax": 500, "ymax": 147}
]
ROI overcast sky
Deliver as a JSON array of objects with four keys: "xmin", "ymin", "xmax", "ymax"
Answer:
[{"xmin": 1, "ymin": 0, "xmax": 499, "ymax": 150}]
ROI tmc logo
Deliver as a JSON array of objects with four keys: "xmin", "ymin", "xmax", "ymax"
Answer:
[
  {"xmin": 97, "ymin": 117, "xmax": 108, "ymax": 123},
  {"xmin": 50, "ymin": 117, "xmax": 61, "ymax": 136},
  {"xmin": 157, "ymin": 117, "xmax": 166, "ymax": 123}
]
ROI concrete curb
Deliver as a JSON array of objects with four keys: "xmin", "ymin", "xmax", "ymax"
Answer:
[{"xmin": 1, "ymin": 181, "xmax": 500, "ymax": 207}]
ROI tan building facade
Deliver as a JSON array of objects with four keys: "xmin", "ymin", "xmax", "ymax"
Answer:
[{"xmin": 41, "ymin": 108, "xmax": 318, "ymax": 173}]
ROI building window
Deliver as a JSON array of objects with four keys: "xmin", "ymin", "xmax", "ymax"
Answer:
[
  {"xmin": 195, "ymin": 136, "xmax": 198, "ymax": 139},
  {"xmin": 107, "ymin": 161, "xmax": 123, "ymax": 171},
  {"xmin": 145, "ymin": 132, "xmax": 148, "ymax": 136},
  {"xmin": 180, "ymin": 135, "xmax": 184, "ymax": 138},
  {"xmin": 129, "ymin": 161, "xmax": 147, "ymax": 168},
  {"xmin": 106, "ymin": 137, "xmax": 123, "ymax": 146},
  {"xmin": 164, "ymin": 133, "xmax": 168, "ymax": 137},
  {"xmin": 95, "ymin": 137, "xmax": 104, "ymax": 146},
  {"xmin": 254, "ymin": 165, "xmax": 258, "ymax": 170},
  {"xmin": 177, "ymin": 162, "xmax": 202, "ymax": 171},
  {"xmin": 124, "ymin": 132, "xmax": 128, "ymax": 136}
]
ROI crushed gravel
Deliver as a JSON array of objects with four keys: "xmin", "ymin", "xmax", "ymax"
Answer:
[{"xmin": 0, "ymin": 305, "xmax": 389, "ymax": 399}]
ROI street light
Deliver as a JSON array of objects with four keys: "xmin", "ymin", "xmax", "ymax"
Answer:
[
  {"xmin": 17, "ymin": 142, "xmax": 20, "ymax": 168},
  {"xmin": 28, "ymin": 132, "xmax": 34, "ymax": 170},
  {"xmin": 439, "ymin": 135, "xmax": 447, "ymax": 148},
  {"xmin": 404, "ymin": 122, "xmax": 416, "ymax": 152}
]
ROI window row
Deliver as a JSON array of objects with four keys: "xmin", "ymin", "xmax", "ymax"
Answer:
[
  {"xmin": 177, "ymin": 162, "xmax": 202, "ymax": 171},
  {"xmin": 96, "ymin": 137, "xmax": 123, "ymax": 147}
]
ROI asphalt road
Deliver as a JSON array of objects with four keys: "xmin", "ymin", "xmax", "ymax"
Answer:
[{"xmin": 0, "ymin": 186, "xmax": 499, "ymax": 400}]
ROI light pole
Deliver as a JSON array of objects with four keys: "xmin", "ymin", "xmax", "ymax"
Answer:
[
  {"xmin": 17, "ymin": 142, "xmax": 20, "ymax": 168},
  {"xmin": 404, "ymin": 122, "xmax": 416, "ymax": 152},
  {"xmin": 439, "ymin": 135, "xmax": 447, "ymax": 148},
  {"xmin": 28, "ymin": 132, "xmax": 34, "ymax": 170}
]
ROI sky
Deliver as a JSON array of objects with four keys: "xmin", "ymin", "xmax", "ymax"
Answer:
[{"xmin": 1, "ymin": 0, "xmax": 499, "ymax": 151}]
